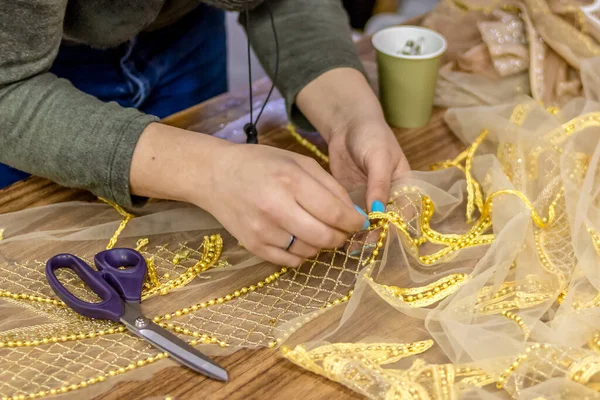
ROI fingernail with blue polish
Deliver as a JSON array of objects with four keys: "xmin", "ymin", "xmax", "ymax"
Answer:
[
  {"xmin": 354, "ymin": 205, "xmax": 370, "ymax": 230},
  {"xmin": 371, "ymin": 200, "xmax": 385, "ymax": 213},
  {"xmin": 354, "ymin": 204, "xmax": 368, "ymax": 217}
]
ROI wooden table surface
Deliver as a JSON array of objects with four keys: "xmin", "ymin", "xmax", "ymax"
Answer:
[{"xmin": 0, "ymin": 29, "xmax": 464, "ymax": 400}]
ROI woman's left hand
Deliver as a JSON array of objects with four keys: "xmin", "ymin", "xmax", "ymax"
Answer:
[
  {"xmin": 296, "ymin": 67, "xmax": 410, "ymax": 212},
  {"xmin": 327, "ymin": 118, "xmax": 409, "ymax": 212}
]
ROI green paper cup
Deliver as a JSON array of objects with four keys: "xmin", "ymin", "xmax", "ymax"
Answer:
[{"xmin": 372, "ymin": 26, "xmax": 447, "ymax": 129}]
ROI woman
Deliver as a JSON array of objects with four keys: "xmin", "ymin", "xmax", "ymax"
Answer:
[{"xmin": 0, "ymin": 0, "xmax": 409, "ymax": 266}]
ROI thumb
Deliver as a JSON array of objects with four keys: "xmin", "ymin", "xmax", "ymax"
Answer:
[{"xmin": 365, "ymin": 150, "xmax": 393, "ymax": 213}]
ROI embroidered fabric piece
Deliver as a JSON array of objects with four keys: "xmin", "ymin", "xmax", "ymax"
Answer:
[
  {"xmin": 426, "ymin": 0, "xmax": 600, "ymax": 108},
  {"xmin": 3, "ymin": 3, "xmax": 600, "ymax": 396}
]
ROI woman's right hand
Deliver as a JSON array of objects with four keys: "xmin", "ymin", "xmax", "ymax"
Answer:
[
  {"xmin": 196, "ymin": 143, "xmax": 367, "ymax": 266},
  {"xmin": 130, "ymin": 123, "xmax": 368, "ymax": 267}
]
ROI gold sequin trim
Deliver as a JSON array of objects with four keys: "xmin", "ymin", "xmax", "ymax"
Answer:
[{"xmin": 367, "ymin": 273, "xmax": 469, "ymax": 308}]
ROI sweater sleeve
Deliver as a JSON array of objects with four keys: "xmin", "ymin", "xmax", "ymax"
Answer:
[
  {"xmin": 0, "ymin": 0, "xmax": 158, "ymax": 207},
  {"xmin": 239, "ymin": 0, "xmax": 366, "ymax": 131}
]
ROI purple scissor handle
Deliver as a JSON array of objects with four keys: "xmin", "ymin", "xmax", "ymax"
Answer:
[
  {"xmin": 45, "ymin": 248, "xmax": 228, "ymax": 382},
  {"xmin": 46, "ymin": 248, "xmax": 145, "ymax": 321}
]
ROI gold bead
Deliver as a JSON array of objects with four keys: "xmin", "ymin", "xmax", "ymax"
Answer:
[{"xmin": 225, "ymin": 294, "xmax": 233, "ymax": 301}]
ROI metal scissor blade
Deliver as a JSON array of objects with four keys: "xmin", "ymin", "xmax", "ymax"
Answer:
[{"xmin": 120, "ymin": 303, "xmax": 228, "ymax": 382}]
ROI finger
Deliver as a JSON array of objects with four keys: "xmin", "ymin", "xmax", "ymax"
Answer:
[
  {"xmin": 260, "ymin": 226, "xmax": 321, "ymax": 259},
  {"xmin": 295, "ymin": 157, "xmax": 355, "ymax": 208},
  {"xmin": 273, "ymin": 200, "xmax": 351, "ymax": 249},
  {"xmin": 392, "ymin": 151, "xmax": 411, "ymax": 180},
  {"xmin": 291, "ymin": 170, "xmax": 366, "ymax": 233},
  {"xmin": 259, "ymin": 245, "xmax": 305, "ymax": 268},
  {"xmin": 287, "ymin": 238, "xmax": 320, "ymax": 259},
  {"xmin": 365, "ymin": 150, "xmax": 393, "ymax": 213}
]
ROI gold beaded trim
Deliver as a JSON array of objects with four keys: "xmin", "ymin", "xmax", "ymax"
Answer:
[
  {"xmin": 456, "ymin": 367, "xmax": 494, "ymax": 389},
  {"xmin": 287, "ymin": 124, "xmax": 329, "ymax": 164},
  {"xmin": 0, "ymin": 290, "xmax": 65, "ymax": 308},
  {"xmin": 567, "ymin": 355, "xmax": 600, "ymax": 385},
  {"xmin": 464, "ymin": 129, "xmax": 487, "ymax": 223},
  {"xmin": 296, "ymin": 340, "xmax": 434, "ymax": 365},
  {"xmin": 534, "ymin": 229, "xmax": 564, "ymax": 284},
  {"xmin": 155, "ymin": 322, "xmax": 227, "ymax": 348},
  {"xmin": 0, "ymin": 326, "xmax": 125, "ymax": 349},
  {"xmin": 141, "ymin": 235, "xmax": 223, "ymax": 300},
  {"xmin": 0, "ymin": 228, "xmax": 4, "ymax": 241},
  {"xmin": 98, "ymin": 198, "xmax": 134, "ymax": 250},
  {"xmin": 449, "ymin": 275, "xmax": 558, "ymax": 315},
  {"xmin": 496, "ymin": 343, "xmax": 552, "ymax": 389},
  {"xmin": 366, "ymin": 273, "xmax": 469, "ymax": 308},
  {"xmin": 419, "ymin": 197, "xmax": 494, "ymax": 246},
  {"xmin": 369, "ymin": 209, "xmax": 491, "ymax": 266},
  {"xmin": 501, "ymin": 311, "xmax": 530, "ymax": 337},
  {"xmin": 587, "ymin": 226, "xmax": 600, "ymax": 258},
  {"xmin": 573, "ymin": 292, "xmax": 600, "ymax": 310},
  {"xmin": 153, "ymin": 266, "xmax": 289, "ymax": 323}
]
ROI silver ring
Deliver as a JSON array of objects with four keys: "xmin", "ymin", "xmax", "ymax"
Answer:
[{"xmin": 284, "ymin": 235, "xmax": 296, "ymax": 252}]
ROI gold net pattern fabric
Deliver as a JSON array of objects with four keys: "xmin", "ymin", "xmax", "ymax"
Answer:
[{"xmin": 3, "ymin": 92, "xmax": 600, "ymax": 399}]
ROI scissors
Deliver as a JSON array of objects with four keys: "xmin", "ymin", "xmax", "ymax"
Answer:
[{"xmin": 45, "ymin": 248, "xmax": 228, "ymax": 382}]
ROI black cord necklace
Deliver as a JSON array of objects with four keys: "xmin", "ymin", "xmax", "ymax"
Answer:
[{"xmin": 243, "ymin": 0, "xmax": 279, "ymax": 144}]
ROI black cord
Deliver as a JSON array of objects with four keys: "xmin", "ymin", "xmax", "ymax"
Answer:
[
  {"xmin": 243, "ymin": 0, "xmax": 279, "ymax": 144},
  {"xmin": 244, "ymin": 2, "xmax": 254, "ymax": 128}
]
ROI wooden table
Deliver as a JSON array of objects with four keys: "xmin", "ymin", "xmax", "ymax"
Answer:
[{"xmin": 0, "ymin": 33, "xmax": 464, "ymax": 400}]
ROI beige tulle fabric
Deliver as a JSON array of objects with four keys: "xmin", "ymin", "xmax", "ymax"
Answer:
[
  {"xmin": 3, "ymin": 2, "xmax": 600, "ymax": 399},
  {"xmin": 426, "ymin": 0, "xmax": 600, "ymax": 108}
]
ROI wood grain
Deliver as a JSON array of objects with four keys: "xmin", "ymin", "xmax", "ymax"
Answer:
[{"xmin": 0, "ymin": 22, "xmax": 464, "ymax": 400}]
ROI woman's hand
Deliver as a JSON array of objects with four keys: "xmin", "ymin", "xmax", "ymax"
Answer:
[
  {"xmin": 326, "ymin": 118, "xmax": 409, "ymax": 213},
  {"xmin": 200, "ymin": 144, "xmax": 368, "ymax": 266},
  {"xmin": 130, "ymin": 123, "xmax": 368, "ymax": 267},
  {"xmin": 296, "ymin": 68, "xmax": 410, "ymax": 212}
]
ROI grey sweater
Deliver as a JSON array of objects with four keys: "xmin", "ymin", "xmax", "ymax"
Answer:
[{"xmin": 0, "ymin": 0, "xmax": 362, "ymax": 206}]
